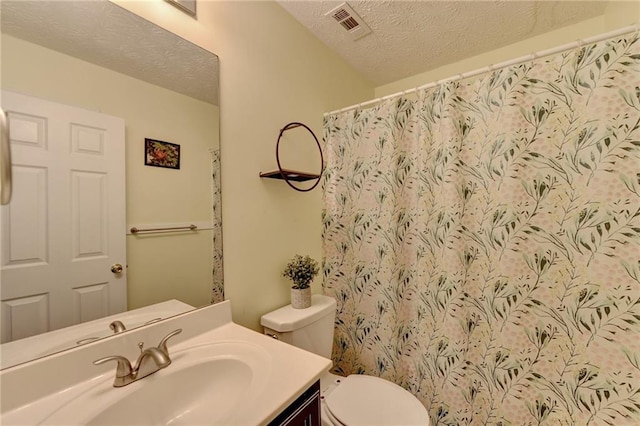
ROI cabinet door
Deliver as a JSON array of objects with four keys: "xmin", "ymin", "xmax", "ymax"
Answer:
[{"xmin": 269, "ymin": 381, "xmax": 321, "ymax": 426}]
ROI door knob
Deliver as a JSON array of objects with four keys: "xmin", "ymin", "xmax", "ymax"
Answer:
[{"xmin": 111, "ymin": 264, "xmax": 123, "ymax": 274}]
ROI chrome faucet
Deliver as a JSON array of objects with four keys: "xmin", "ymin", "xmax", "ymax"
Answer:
[
  {"xmin": 94, "ymin": 329, "xmax": 182, "ymax": 387},
  {"xmin": 109, "ymin": 320, "xmax": 127, "ymax": 333}
]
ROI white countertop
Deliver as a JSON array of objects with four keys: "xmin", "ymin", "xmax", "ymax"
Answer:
[{"xmin": 0, "ymin": 301, "xmax": 332, "ymax": 425}]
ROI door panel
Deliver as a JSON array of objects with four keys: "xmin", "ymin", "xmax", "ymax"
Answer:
[
  {"xmin": 3, "ymin": 165, "xmax": 48, "ymax": 267},
  {"xmin": 0, "ymin": 90, "xmax": 126, "ymax": 343},
  {"xmin": 6, "ymin": 111, "xmax": 46, "ymax": 150},
  {"xmin": 0, "ymin": 293, "xmax": 49, "ymax": 341},
  {"xmin": 71, "ymin": 282, "xmax": 110, "ymax": 323},
  {"xmin": 71, "ymin": 170, "xmax": 108, "ymax": 259}
]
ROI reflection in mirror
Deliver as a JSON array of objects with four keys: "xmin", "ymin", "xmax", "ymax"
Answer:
[{"xmin": 0, "ymin": 0, "xmax": 222, "ymax": 369}]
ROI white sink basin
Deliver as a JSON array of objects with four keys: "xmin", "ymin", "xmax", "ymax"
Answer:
[{"xmin": 41, "ymin": 341, "xmax": 271, "ymax": 425}]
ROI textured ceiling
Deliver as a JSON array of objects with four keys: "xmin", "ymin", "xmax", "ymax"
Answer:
[
  {"xmin": 1, "ymin": 0, "xmax": 219, "ymax": 106},
  {"xmin": 278, "ymin": 1, "xmax": 612, "ymax": 85}
]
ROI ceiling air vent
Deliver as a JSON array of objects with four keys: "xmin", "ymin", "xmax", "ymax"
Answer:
[{"xmin": 325, "ymin": 2, "xmax": 372, "ymax": 41}]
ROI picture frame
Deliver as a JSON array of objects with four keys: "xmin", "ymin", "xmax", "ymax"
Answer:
[
  {"xmin": 145, "ymin": 138, "xmax": 180, "ymax": 170},
  {"xmin": 164, "ymin": 0, "xmax": 197, "ymax": 18}
]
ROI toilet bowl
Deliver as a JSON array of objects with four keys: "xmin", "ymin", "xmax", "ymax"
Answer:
[
  {"xmin": 320, "ymin": 371, "xmax": 429, "ymax": 426},
  {"xmin": 260, "ymin": 295, "xmax": 430, "ymax": 425}
]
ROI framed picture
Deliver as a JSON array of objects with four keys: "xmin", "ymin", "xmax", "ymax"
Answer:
[
  {"xmin": 164, "ymin": 0, "xmax": 196, "ymax": 17},
  {"xmin": 145, "ymin": 138, "xmax": 180, "ymax": 170}
]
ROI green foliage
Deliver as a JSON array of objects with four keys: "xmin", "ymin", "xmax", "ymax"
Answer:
[{"xmin": 282, "ymin": 255, "xmax": 319, "ymax": 289}]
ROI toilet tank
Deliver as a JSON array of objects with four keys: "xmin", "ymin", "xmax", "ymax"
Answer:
[{"xmin": 260, "ymin": 295, "xmax": 336, "ymax": 359}]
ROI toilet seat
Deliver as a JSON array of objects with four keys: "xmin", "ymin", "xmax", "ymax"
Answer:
[{"xmin": 322, "ymin": 374, "xmax": 429, "ymax": 426}]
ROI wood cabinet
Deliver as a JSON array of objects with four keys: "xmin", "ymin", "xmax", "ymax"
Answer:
[{"xmin": 268, "ymin": 380, "xmax": 321, "ymax": 426}]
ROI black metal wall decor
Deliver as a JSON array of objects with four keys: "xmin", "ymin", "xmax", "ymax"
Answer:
[{"xmin": 259, "ymin": 122, "xmax": 324, "ymax": 192}]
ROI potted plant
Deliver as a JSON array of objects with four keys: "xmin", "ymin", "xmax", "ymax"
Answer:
[{"xmin": 283, "ymin": 254, "xmax": 319, "ymax": 309}]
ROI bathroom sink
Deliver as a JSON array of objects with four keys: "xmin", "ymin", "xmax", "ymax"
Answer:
[
  {"xmin": 88, "ymin": 358, "xmax": 251, "ymax": 425},
  {"xmin": 41, "ymin": 341, "xmax": 271, "ymax": 425},
  {"xmin": 1, "ymin": 302, "xmax": 332, "ymax": 426}
]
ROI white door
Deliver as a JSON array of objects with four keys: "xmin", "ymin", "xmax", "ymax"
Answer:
[{"xmin": 0, "ymin": 91, "xmax": 126, "ymax": 343}]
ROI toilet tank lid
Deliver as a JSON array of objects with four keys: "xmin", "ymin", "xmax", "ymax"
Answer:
[{"xmin": 260, "ymin": 295, "xmax": 336, "ymax": 332}]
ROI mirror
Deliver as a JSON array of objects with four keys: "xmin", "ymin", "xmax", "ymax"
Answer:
[{"xmin": 0, "ymin": 0, "xmax": 222, "ymax": 369}]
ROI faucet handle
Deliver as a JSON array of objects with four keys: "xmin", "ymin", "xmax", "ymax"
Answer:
[
  {"xmin": 94, "ymin": 355, "xmax": 133, "ymax": 378},
  {"xmin": 157, "ymin": 328, "xmax": 182, "ymax": 356},
  {"xmin": 109, "ymin": 320, "xmax": 126, "ymax": 333}
]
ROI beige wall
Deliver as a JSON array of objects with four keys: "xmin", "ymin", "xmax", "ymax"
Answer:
[
  {"xmin": 376, "ymin": 1, "xmax": 640, "ymax": 97},
  {"xmin": 1, "ymin": 34, "xmax": 219, "ymax": 309},
  {"xmin": 112, "ymin": 1, "xmax": 374, "ymax": 330}
]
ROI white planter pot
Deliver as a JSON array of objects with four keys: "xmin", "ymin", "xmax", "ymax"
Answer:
[{"xmin": 291, "ymin": 287, "xmax": 311, "ymax": 309}]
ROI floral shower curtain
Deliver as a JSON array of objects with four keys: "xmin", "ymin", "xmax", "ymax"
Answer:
[
  {"xmin": 211, "ymin": 148, "xmax": 224, "ymax": 304},
  {"xmin": 322, "ymin": 32, "xmax": 640, "ymax": 425}
]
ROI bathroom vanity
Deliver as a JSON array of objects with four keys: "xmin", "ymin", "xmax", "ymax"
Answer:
[
  {"xmin": 0, "ymin": 301, "xmax": 332, "ymax": 425},
  {"xmin": 269, "ymin": 380, "xmax": 321, "ymax": 426}
]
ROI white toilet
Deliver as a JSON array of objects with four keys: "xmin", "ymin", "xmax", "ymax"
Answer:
[{"xmin": 261, "ymin": 295, "xmax": 430, "ymax": 426}]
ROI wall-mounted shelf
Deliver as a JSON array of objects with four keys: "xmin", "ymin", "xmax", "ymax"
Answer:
[
  {"xmin": 259, "ymin": 169, "xmax": 320, "ymax": 182},
  {"xmin": 259, "ymin": 122, "xmax": 323, "ymax": 192}
]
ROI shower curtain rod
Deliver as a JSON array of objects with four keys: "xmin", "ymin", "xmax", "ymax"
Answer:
[{"xmin": 324, "ymin": 24, "xmax": 640, "ymax": 117}]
